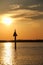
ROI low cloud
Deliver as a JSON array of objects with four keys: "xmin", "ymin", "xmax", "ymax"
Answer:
[
  {"xmin": 31, "ymin": 14, "xmax": 43, "ymax": 20},
  {"xmin": 10, "ymin": 14, "xmax": 26, "ymax": 18}
]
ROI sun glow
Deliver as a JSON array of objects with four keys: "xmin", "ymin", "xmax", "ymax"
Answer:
[{"xmin": 2, "ymin": 16, "xmax": 12, "ymax": 25}]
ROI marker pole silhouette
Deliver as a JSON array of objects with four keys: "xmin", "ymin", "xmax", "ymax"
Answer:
[{"xmin": 13, "ymin": 30, "xmax": 17, "ymax": 50}]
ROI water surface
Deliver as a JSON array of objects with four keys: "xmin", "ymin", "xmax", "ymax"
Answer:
[{"xmin": 0, "ymin": 42, "xmax": 43, "ymax": 65}]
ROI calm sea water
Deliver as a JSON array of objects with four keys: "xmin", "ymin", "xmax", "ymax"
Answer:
[{"xmin": 0, "ymin": 42, "xmax": 43, "ymax": 65}]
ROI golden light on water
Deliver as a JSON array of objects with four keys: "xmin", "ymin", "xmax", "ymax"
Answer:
[{"xmin": 3, "ymin": 42, "xmax": 13, "ymax": 65}]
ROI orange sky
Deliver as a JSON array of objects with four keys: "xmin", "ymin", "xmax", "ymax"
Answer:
[
  {"xmin": 0, "ymin": 0, "xmax": 43, "ymax": 40},
  {"xmin": 0, "ymin": 16, "xmax": 43, "ymax": 40}
]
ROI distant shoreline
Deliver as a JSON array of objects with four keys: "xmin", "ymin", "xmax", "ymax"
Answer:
[{"xmin": 0, "ymin": 40, "xmax": 43, "ymax": 42}]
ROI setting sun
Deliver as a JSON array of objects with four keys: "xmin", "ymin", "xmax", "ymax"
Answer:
[{"xmin": 2, "ymin": 16, "xmax": 12, "ymax": 25}]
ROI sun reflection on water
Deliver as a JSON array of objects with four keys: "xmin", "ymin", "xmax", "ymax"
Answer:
[{"xmin": 3, "ymin": 42, "xmax": 13, "ymax": 65}]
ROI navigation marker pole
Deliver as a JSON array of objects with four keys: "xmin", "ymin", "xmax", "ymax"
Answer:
[{"xmin": 13, "ymin": 30, "xmax": 17, "ymax": 50}]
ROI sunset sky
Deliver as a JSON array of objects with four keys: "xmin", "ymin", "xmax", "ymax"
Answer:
[{"xmin": 0, "ymin": 0, "xmax": 43, "ymax": 40}]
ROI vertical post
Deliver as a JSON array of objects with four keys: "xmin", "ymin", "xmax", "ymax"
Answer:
[
  {"xmin": 13, "ymin": 30, "xmax": 17, "ymax": 50},
  {"xmin": 15, "ymin": 35, "xmax": 16, "ymax": 50}
]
